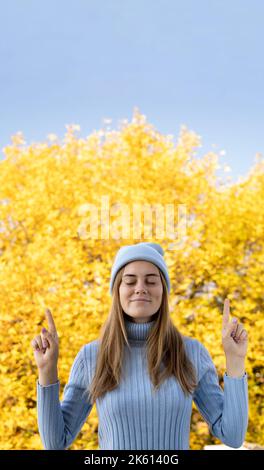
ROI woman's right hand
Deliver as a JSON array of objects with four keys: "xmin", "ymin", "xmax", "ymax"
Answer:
[{"xmin": 31, "ymin": 309, "xmax": 59, "ymax": 371}]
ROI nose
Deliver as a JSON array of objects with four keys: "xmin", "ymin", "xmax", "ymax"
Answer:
[{"xmin": 135, "ymin": 284, "xmax": 147, "ymax": 294}]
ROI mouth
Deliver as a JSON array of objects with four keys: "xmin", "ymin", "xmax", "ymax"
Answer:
[{"xmin": 130, "ymin": 299, "xmax": 151, "ymax": 302}]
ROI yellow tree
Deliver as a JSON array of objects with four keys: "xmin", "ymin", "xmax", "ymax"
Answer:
[{"xmin": 0, "ymin": 108, "xmax": 263, "ymax": 449}]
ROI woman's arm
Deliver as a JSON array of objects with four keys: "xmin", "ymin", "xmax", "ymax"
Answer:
[
  {"xmin": 37, "ymin": 345, "xmax": 93, "ymax": 449},
  {"xmin": 193, "ymin": 298, "xmax": 249, "ymax": 448},
  {"xmin": 193, "ymin": 343, "xmax": 248, "ymax": 448}
]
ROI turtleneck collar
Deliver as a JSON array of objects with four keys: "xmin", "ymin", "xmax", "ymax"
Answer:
[{"xmin": 124, "ymin": 317, "xmax": 156, "ymax": 344}]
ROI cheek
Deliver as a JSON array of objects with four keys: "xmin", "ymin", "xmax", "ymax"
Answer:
[
  {"xmin": 119, "ymin": 286, "xmax": 131, "ymax": 303},
  {"xmin": 153, "ymin": 287, "xmax": 163, "ymax": 301}
]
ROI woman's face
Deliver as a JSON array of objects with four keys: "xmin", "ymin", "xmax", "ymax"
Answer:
[{"xmin": 119, "ymin": 260, "xmax": 163, "ymax": 323}]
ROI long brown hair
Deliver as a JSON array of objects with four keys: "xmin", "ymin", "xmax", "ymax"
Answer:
[{"xmin": 85, "ymin": 265, "xmax": 197, "ymax": 405}]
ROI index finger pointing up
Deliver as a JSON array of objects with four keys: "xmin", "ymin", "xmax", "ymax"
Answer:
[
  {"xmin": 222, "ymin": 298, "xmax": 230, "ymax": 326},
  {"xmin": 45, "ymin": 308, "xmax": 57, "ymax": 334}
]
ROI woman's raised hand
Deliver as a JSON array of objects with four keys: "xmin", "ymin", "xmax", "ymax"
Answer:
[
  {"xmin": 222, "ymin": 298, "xmax": 248, "ymax": 359},
  {"xmin": 31, "ymin": 309, "xmax": 59, "ymax": 371}
]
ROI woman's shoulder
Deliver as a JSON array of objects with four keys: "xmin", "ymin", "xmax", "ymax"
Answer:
[
  {"xmin": 76, "ymin": 340, "xmax": 100, "ymax": 380},
  {"xmin": 182, "ymin": 334, "xmax": 203, "ymax": 350},
  {"xmin": 82, "ymin": 339, "xmax": 100, "ymax": 355},
  {"xmin": 181, "ymin": 335, "xmax": 214, "ymax": 382},
  {"xmin": 181, "ymin": 335, "xmax": 208, "ymax": 364}
]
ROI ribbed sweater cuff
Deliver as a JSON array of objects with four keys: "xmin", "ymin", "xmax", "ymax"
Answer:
[
  {"xmin": 37, "ymin": 379, "xmax": 60, "ymax": 389},
  {"xmin": 224, "ymin": 371, "xmax": 247, "ymax": 380}
]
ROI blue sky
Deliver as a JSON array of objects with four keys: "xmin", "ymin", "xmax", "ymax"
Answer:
[{"xmin": 1, "ymin": 0, "xmax": 263, "ymax": 183}]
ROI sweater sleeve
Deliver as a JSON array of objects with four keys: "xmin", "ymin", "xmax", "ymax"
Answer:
[
  {"xmin": 36, "ymin": 345, "xmax": 93, "ymax": 450},
  {"xmin": 192, "ymin": 342, "xmax": 248, "ymax": 448}
]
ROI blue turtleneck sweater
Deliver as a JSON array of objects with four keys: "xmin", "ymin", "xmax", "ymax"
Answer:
[{"xmin": 36, "ymin": 318, "xmax": 248, "ymax": 450}]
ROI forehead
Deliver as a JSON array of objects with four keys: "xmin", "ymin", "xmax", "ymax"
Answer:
[{"xmin": 123, "ymin": 260, "xmax": 159, "ymax": 275}]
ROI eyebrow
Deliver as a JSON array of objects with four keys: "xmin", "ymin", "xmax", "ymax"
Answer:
[{"xmin": 123, "ymin": 274, "xmax": 159, "ymax": 277}]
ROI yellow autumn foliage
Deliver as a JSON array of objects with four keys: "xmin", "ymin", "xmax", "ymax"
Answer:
[{"xmin": 0, "ymin": 108, "xmax": 263, "ymax": 449}]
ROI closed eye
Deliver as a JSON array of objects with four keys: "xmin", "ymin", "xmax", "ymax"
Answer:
[{"xmin": 125, "ymin": 282, "xmax": 156, "ymax": 285}]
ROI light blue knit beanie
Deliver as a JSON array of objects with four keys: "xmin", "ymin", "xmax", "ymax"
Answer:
[{"xmin": 109, "ymin": 242, "xmax": 170, "ymax": 295}]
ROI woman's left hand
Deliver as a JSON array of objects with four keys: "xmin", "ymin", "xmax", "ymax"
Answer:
[{"xmin": 222, "ymin": 298, "xmax": 248, "ymax": 358}]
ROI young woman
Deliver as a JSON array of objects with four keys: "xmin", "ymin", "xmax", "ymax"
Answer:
[{"xmin": 32, "ymin": 242, "xmax": 248, "ymax": 450}]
